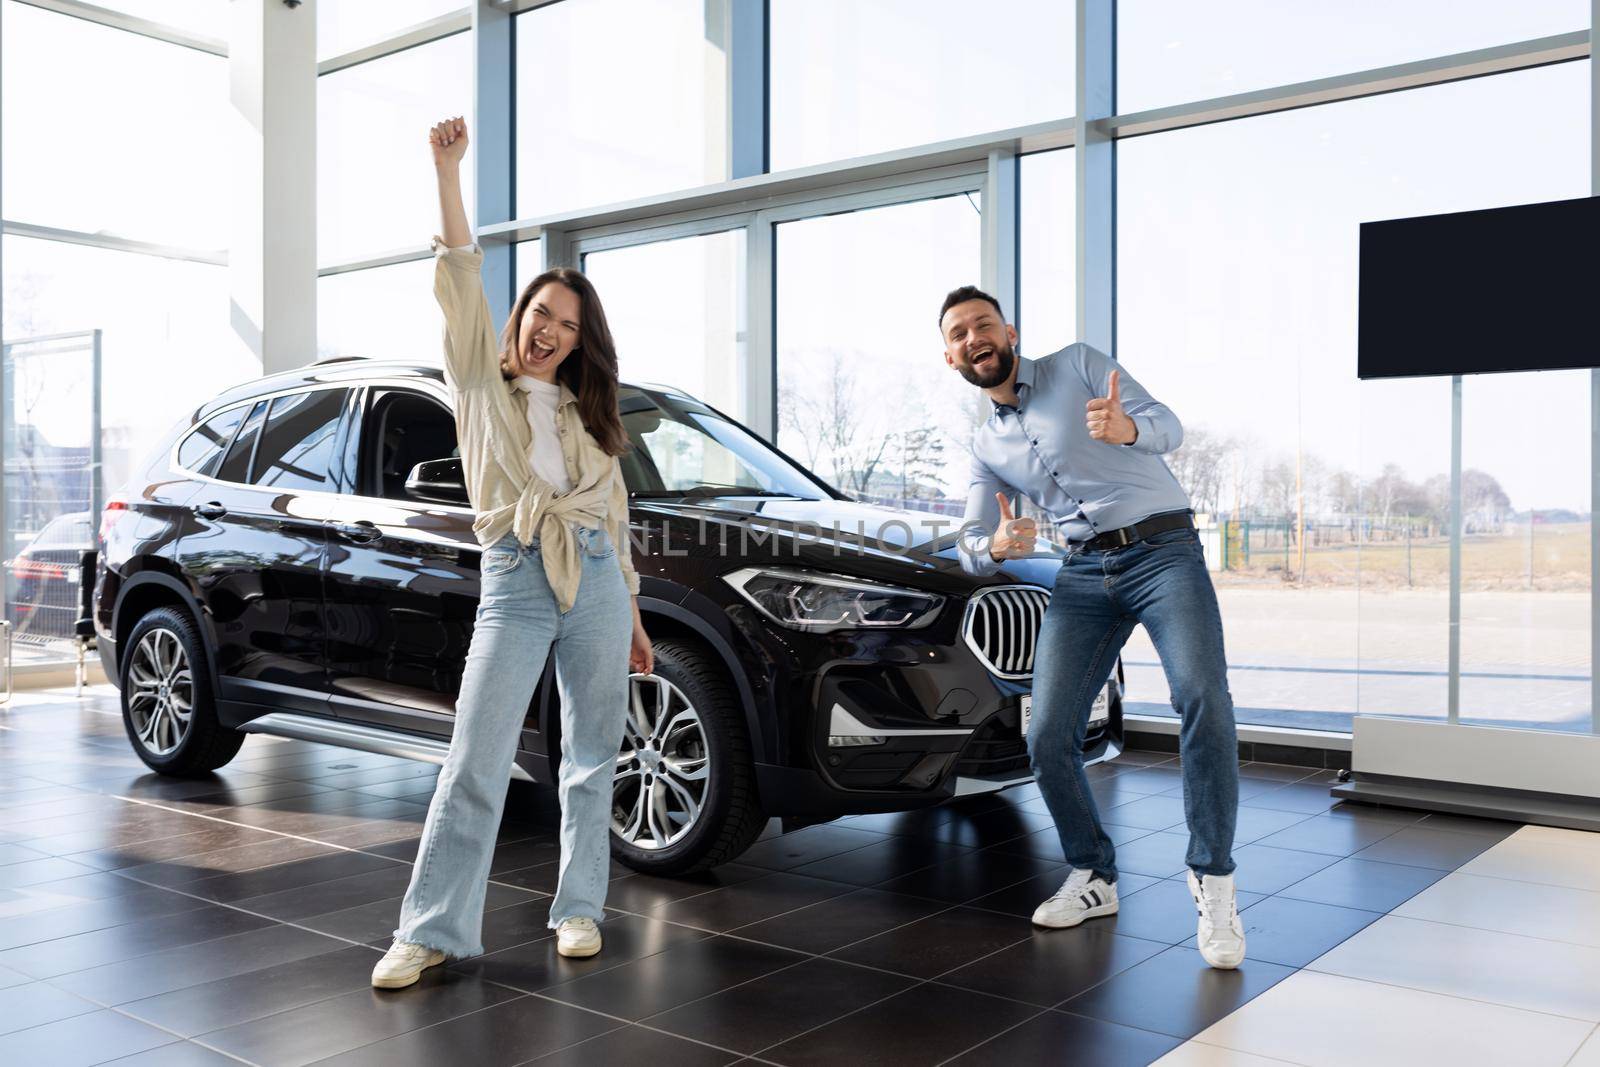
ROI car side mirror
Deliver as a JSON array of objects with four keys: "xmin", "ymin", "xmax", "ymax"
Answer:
[{"xmin": 405, "ymin": 458, "xmax": 469, "ymax": 506}]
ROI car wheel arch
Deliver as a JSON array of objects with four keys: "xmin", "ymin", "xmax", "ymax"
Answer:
[
  {"xmin": 113, "ymin": 571, "xmax": 216, "ymax": 688},
  {"xmin": 532, "ymin": 596, "xmax": 771, "ymax": 777}
]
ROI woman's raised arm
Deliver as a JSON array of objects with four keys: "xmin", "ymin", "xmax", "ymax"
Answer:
[
  {"xmin": 428, "ymin": 118, "xmax": 497, "ymax": 389},
  {"xmin": 430, "ymin": 117, "xmax": 473, "ymax": 247}
]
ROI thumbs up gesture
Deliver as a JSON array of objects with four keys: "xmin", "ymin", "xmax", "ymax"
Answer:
[
  {"xmin": 1086, "ymin": 370, "xmax": 1137, "ymax": 445},
  {"xmin": 989, "ymin": 492, "xmax": 1039, "ymax": 562}
]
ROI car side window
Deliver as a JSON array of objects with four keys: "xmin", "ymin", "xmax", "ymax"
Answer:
[
  {"xmin": 252, "ymin": 389, "xmax": 349, "ymax": 493},
  {"xmin": 360, "ymin": 390, "xmax": 460, "ymax": 501},
  {"xmin": 176, "ymin": 405, "xmax": 249, "ymax": 479},
  {"xmin": 215, "ymin": 401, "xmax": 268, "ymax": 484}
]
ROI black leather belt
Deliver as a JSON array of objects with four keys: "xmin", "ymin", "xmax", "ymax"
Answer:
[{"xmin": 1070, "ymin": 509, "xmax": 1195, "ymax": 553}]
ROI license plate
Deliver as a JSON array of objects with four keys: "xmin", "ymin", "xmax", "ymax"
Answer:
[{"xmin": 1021, "ymin": 687, "xmax": 1109, "ymax": 737}]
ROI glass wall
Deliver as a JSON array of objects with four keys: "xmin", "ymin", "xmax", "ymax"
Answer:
[
  {"xmin": 775, "ymin": 196, "xmax": 983, "ymax": 507},
  {"xmin": 514, "ymin": 0, "xmax": 730, "ymax": 217},
  {"xmin": 318, "ymin": 260, "xmax": 441, "ymax": 363},
  {"xmin": 1116, "ymin": 61, "xmax": 1590, "ymax": 731},
  {"xmin": 582, "ymin": 232, "xmax": 747, "ymax": 417},
  {"xmin": 1, "ymin": 1, "xmax": 230, "ymax": 249},
  {"xmin": 318, "ymin": 1, "xmax": 468, "ymax": 58},
  {"xmin": 1, "ymin": 3, "xmax": 243, "ymax": 665},
  {"xmin": 1118, "ymin": 0, "xmax": 1588, "ymax": 112},
  {"xmin": 770, "ymin": 0, "xmax": 1075, "ymax": 171},
  {"xmin": 6, "ymin": 0, "xmax": 1590, "ymax": 733},
  {"xmin": 1460, "ymin": 371, "xmax": 1592, "ymax": 732},
  {"xmin": 1018, "ymin": 149, "xmax": 1078, "ymax": 357},
  {"xmin": 318, "ymin": 33, "xmax": 474, "ymax": 265}
]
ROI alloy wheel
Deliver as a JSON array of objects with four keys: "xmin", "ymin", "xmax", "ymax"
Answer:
[
  {"xmin": 127, "ymin": 628, "xmax": 193, "ymax": 757},
  {"xmin": 612, "ymin": 673, "xmax": 709, "ymax": 850}
]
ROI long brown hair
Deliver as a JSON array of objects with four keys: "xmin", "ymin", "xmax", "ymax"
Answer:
[{"xmin": 499, "ymin": 268, "xmax": 629, "ymax": 456}]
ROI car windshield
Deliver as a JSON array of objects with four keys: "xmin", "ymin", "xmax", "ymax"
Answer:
[{"xmin": 620, "ymin": 388, "xmax": 834, "ymax": 501}]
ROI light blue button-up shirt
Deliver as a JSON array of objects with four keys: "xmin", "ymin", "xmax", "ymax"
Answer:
[{"xmin": 958, "ymin": 343, "xmax": 1191, "ymax": 576}]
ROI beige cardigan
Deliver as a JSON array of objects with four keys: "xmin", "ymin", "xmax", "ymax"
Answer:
[{"xmin": 432, "ymin": 239, "xmax": 639, "ymax": 611}]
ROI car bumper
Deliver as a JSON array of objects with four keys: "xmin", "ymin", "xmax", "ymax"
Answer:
[{"xmin": 757, "ymin": 724, "xmax": 1122, "ymax": 818}]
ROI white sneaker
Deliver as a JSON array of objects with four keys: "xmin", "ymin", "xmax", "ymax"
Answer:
[
  {"xmin": 371, "ymin": 940, "xmax": 446, "ymax": 989},
  {"xmin": 556, "ymin": 916, "xmax": 602, "ymax": 958},
  {"xmin": 1188, "ymin": 870, "xmax": 1246, "ymax": 969},
  {"xmin": 1032, "ymin": 867, "xmax": 1119, "ymax": 929}
]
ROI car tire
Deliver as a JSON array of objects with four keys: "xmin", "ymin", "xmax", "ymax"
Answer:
[
  {"xmin": 609, "ymin": 639, "xmax": 765, "ymax": 875},
  {"xmin": 120, "ymin": 606, "xmax": 243, "ymax": 776}
]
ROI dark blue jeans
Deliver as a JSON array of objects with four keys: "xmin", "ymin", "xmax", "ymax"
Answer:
[{"xmin": 1027, "ymin": 526, "xmax": 1238, "ymax": 882}]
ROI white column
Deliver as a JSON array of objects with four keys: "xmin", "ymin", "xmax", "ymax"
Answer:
[{"xmin": 229, "ymin": 0, "xmax": 316, "ymax": 376}]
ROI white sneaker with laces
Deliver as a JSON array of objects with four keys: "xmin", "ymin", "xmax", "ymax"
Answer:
[
  {"xmin": 371, "ymin": 940, "xmax": 446, "ymax": 989},
  {"xmin": 1188, "ymin": 870, "xmax": 1246, "ymax": 969},
  {"xmin": 1032, "ymin": 867, "xmax": 1119, "ymax": 929},
  {"xmin": 556, "ymin": 916, "xmax": 602, "ymax": 958}
]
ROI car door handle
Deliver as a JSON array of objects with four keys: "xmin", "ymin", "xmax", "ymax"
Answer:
[
  {"xmin": 192, "ymin": 502, "xmax": 227, "ymax": 520},
  {"xmin": 334, "ymin": 521, "xmax": 382, "ymax": 545}
]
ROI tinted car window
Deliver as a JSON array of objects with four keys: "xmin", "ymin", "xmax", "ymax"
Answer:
[
  {"xmin": 253, "ymin": 389, "xmax": 348, "ymax": 492},
  {"xmin": 361, "ymin": 390, "xmax": 459, "ymax": 500},
  {"xmin": 176, "ymin": 405, "xmax": 248, "ymax": 478},
  {"xmin": 215, "ymin": 400, "xmax": 267, "ymax": 484}
]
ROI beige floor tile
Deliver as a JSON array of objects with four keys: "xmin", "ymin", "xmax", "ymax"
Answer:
[
  {"xmin": 1154, "ymin": 1040, "xmax": 1307, "ymax": 1065},
  {"xmin": 1193, "ymin": 970, "xmax": 1592, "ymax": 1067},
  {"xmin": 1511, "ymin": 826, "xmax": 1600, "ymax": 854},
  {"xmin": 1567, "ymin": 1026, "xmax": 1600, "ymax": 1067},
  {"xmin": 1459, "ymin": 832, "xmax": 1600, "ymax": 893},
  {"xmin": 1309, "ymin": 915, "xmax": 1600, "ymax": 1021},
  {"xmin": 1394, "ymin": 872, "xmax": 1600, "ymax": 949}
]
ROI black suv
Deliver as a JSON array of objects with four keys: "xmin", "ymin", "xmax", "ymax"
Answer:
[{"xmin": 94, "ymin": 360, "xmax": 1122, "ymax": 873}]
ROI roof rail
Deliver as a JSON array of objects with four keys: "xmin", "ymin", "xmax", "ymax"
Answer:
[{"xmin": 312, "ymin": 355, "xmax": 370, "ymax": 366}]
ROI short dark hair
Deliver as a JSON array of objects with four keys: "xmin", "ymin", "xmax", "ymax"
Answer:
[{"xmin": 939, "ymin": 285, "xmax": 1005, "ymax": 327}]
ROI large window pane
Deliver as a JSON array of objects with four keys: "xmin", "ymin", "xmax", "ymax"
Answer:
[
  {"xmin": 582, "ymin": 231, "xmax": 746, "ymax": 418},
  {"xmin": 318, "ymin": 1, "xmax": 467, "ymax": 59},
  {"xmin": 514, "ymin": 0, "xmax": 728, "ymax": 217},
  {"xmin": 2, "ymin": 236, "xmax": 256, "ymax": 491},
  {"xmin": 318, "ymin": 260, "xmax": 441, "ymax": 362},
  {"xmin": 91, "ymin": 2, "xmax": 228, "ymax": 38},
  {"xmin": 777, "ymin": 196, "xmax": 982, "ymax": 506},
  {"xmin": 1116, "ymin": 62, "xmax": 1589, "ymax": 732},
  {"xmin": 1461, "ymin": 372, "xmax": 1591, "ymax": 732},
  {"xmin": 770, "ymin": 0, "xmax": 1074, "ymax": 171},
  {"xmin": 1, "ymin": 3, "xmax": 229, "ymax": 247},
  {"xmin": 1118, "ymin": 0, "xmax": 1588, "ymax": 113},
  {"xmin": 1018, "ymin": 149, "xmax": 1077, "ymax": 356},
  {"xmin": 318, "ymin": 35, "xmax": 473, "ymax": 264}
]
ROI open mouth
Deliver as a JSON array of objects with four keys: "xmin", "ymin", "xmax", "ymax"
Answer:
[
  {"xmin": 970, "ymin": 347, "xmax": 995, "ymax": 368},
  {"xmin": 529, "ymin": 339, "xmax": 556, "ymax": 363}
]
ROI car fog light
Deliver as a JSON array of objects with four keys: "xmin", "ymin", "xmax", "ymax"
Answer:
[{"xmin": 828, "ymin": 734, "xmax": 886, "ymax": 748}]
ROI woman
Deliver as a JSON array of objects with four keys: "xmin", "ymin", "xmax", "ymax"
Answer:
[{"xmin": 372, "ymin": 116, "xmax": 652, "ymax": 990}]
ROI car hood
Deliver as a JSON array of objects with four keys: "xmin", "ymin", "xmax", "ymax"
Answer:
[{"xmin": 630, "ymin": 495, "xmax": 1065, "ymax": 593}]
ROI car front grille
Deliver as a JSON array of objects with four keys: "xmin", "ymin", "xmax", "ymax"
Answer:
[{"xmin": 962, "ymin": 585, "xmax": 1050, "ymax": 678}]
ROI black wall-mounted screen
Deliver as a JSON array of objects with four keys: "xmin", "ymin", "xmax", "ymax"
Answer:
[{"xmin": 1358, "ymin": 195, "xmax": 1599, "ymax": 380}]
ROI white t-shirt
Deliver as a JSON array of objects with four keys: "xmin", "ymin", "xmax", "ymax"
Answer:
[
  {"xmin": 442, "ymin": 241, "xmax": 572, "ymax": 495},
  {"xmin": 512, "ymin": 374, "xmax": 573, "ymax": 494}
]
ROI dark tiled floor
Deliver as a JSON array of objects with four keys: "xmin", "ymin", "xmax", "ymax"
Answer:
[{"xmin": 0, "ymin": 686, "xmax": 1522, "ymax": 1066}]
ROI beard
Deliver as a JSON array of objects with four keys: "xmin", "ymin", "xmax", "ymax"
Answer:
[{"xmin": 956, "ymin": 341, "xmax": 1016, "ymax": 389}]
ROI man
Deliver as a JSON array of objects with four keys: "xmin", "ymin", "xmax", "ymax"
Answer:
[{"xmin": 942, "ymin": 285, "xmax": 1245, "ymax": 969}]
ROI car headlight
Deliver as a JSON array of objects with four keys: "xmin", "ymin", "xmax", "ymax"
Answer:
[{"xmin": 723, "ymin": 567, "xmax": 945, "ymax": 632}]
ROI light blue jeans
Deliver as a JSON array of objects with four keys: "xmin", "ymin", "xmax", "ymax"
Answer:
[{"xmin": 395, "ymin": 526, "xmax": 633, "ymax": 957}]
